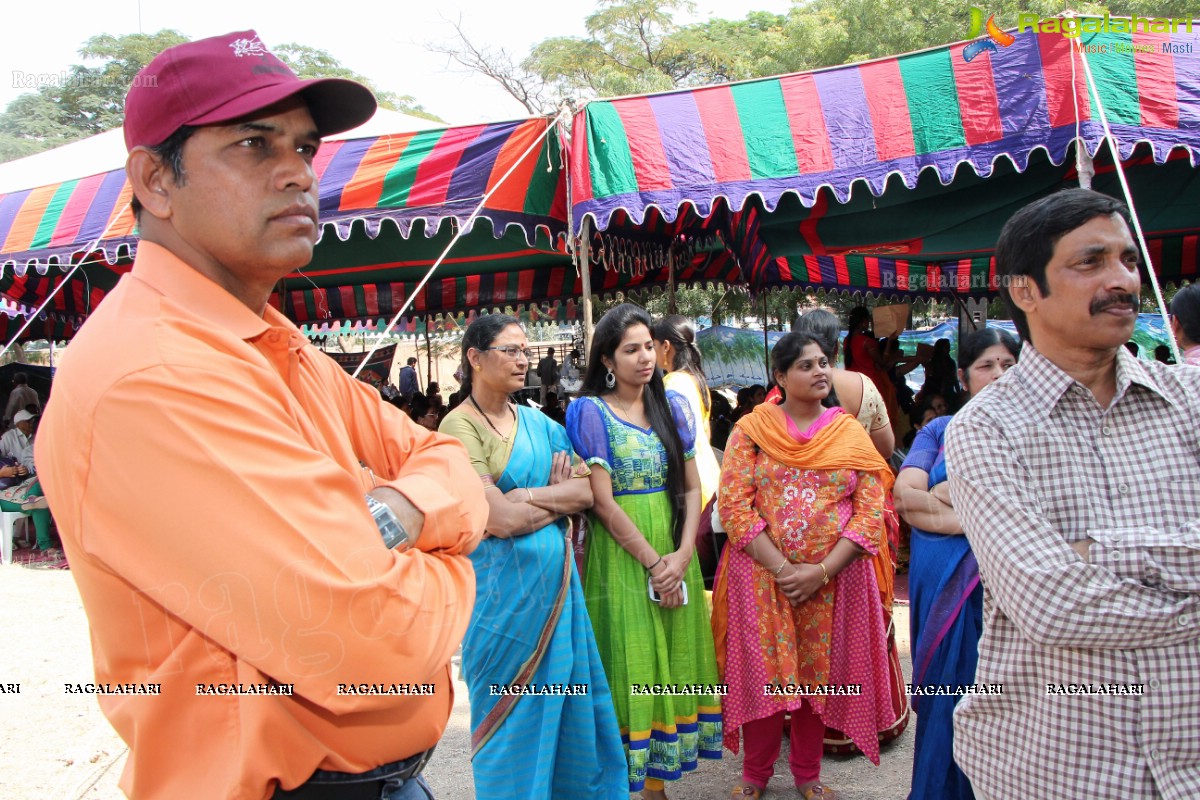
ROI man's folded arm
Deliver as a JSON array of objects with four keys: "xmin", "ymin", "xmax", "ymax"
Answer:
[
  {"xmin": 330, "ymin": 367, "xmax": 487, "ymax": 554},
  {"xmin": 945, "ymin": 415, "xmax": 1200, "ymax": 649},
  {"xmin": 79, "ymin": 365, "xmax": 480, "ymax": 714},
  {"xmin": 1088, "ymin": 521, "xmax": 1200, "ymax": 594}
]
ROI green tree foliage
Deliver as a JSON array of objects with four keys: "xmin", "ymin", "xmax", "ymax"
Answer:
[
  {"xmin": 444, "ymin": 0, "xmax": 1199, "ymax": 111},
  {"xmin": 273, "ymin": 43, "xmax": 443, "ymax": 122},
  {"xmin": 0, "ymin": 31, "xmax": 442, "ymax": 164},
  {"xmin": 0, "ymin": 30, "xmax": 189, "ymax": 162}
]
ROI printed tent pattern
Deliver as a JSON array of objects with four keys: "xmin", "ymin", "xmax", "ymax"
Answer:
[
  {"xmin": 570, "ymin": 21, "xmax": 1200, "ymax": 298},
  {"xmin": 0, "ymin": 116, "xmax": 572, "ymax": 341}
]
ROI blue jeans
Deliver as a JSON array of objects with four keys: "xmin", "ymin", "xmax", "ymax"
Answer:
[{"xmin": 284, "ymin": 750, "xmax": 434, "ymax": 800}]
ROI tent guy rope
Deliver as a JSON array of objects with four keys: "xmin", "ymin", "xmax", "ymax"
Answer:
[
  {"xmin": 1071, "ymin": 24, "xmax": 1183, "ymax": 364},
  {"xmin": 352, "ymin": 109, "xmax": 569, "ymax": 379},
  {"xmin": 0, "ymin": 206, "xmax": 130, "ymax": 359}
]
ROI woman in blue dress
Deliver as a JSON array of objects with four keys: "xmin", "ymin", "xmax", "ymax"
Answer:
[
  {"xmin": 440, "ymin": 314, "xmax": 626, "ymax": 800},
  {"xmin": 894, "ymin": 327, "xmax": 1020, "ymax": 800}
]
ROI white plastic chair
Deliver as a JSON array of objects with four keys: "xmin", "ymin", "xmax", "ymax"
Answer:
[{"xmin": 0, "ymin": 510, "xmax": 22, "ymax": 564}]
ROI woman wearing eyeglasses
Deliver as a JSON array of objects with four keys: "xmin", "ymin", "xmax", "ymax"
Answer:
[
  {"xmin": 565, "ymin": 304, "xmax": 722, "ymax": 800},
  {"xmin": 439, "ymin": 315, "xmax": 626, "ymax": 800}
]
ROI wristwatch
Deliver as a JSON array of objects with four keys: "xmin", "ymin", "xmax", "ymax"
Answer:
[{"xmin": 365, "ymin": 494, "xmax": 412, "ymax": 552}]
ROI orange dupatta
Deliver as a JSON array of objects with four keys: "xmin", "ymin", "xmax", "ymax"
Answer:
[
  {"xmin": 736, "ymin": 402, "xmax": 895, "ymax": 600},
  {"xmin": 712, "ymin": 404, "xmax": 896, "ymax": 678}
]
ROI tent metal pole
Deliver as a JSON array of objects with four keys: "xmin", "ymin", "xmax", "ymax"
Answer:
[
  {"xmin": 762, "ymin": 293, "xmax": 770, "ymax": 381},
  {"xmin": 580, "ymin": 217, "xmax": 595, "ymax": 356},
  {"xmin": 667, "ymin": 246, "xmax": 677, "ymax": 315}
]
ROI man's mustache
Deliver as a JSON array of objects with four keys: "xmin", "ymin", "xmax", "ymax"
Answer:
[{"xmin": 1090, "ymin": 292, "xmax": 1138, "ymax": 315}]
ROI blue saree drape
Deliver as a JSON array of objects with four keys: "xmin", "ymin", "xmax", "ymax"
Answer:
[
  {"xmin": 907, "ymin": 427, "xmax": 982, "ymax": 800},
  {"xmin": 462, "ymin": 406, "xmax": 626, "ymax": 800}
]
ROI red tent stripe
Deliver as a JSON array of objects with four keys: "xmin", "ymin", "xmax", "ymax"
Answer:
[
  {"xmin": 338, "ymin": 286, "xmax": 356, "ymax": 318},
  {"xmin": 949, "ymin": 43, "xmax": 1004, "ymax": 146},
  {"xmin": 363, "ymin": 284, "xmax": 379, "ymax": 317},
  {"xmin": 339, "ymin": 133, "xmax": 417, "ymax": 211},
  {"xmin": 51, "ymin": 173, "xmax": 105, "ymax": 246},
  {"xmin": 466, "ymin": 274, "xmax": 480, "ymax": 306},
  {"xmin": 693, "ymin": 86, "xmax": 752, "ymax": 183},
  {"xmin": 568, "ymin": 112, "xmax": 595, "ymax": 205},
  {"xmin": 1134, "ymin": 31, "xmax": 1179, "ymax": 129},
  {"xmin": 960, "ymin": 260, "xmax": 973, "ymax": 293},
  {"xmin": 409, "ymin": 125, "xmax": 487, "ymax": 207},
  {"xmin": 614, "ymin": 98, "xmax": 674, "ymax": 191},
  {"xmin": 858, "ymin": 59, "xmax": 916, "ymax": 161},
  {"xmin": 547, "ymin": 265, "xmax": 564, "ymax": 299},
  {"xmin": 313, "ymin": 140, "xmax": 345, "ymax": 180},
  {"xmin": 864, "ymin": 256, "xmax": 881, "ymax": 288},
  {"xmin": 1039, "ymin": 33, "xmax": 1091, "ymax": 128},
  {"xmin": 834, "ymin": 255, "xmax": 849, "ymax": 286},
  {"xmin": 487, "ymin": 121, "xmax": 545, "ymax": 213},
  {"xmin": 517, "ymin": 267, "xmax": 534, "ymax": 302},
  {"xmin": 778, "ymin": 74, "xmax": 835, "ymax": 173},
  {"xmin": 3, "ymin": 185, "xmax": 57, "ymax": 253},
  {"xmin": 288, "ymin": 290, "xmax": 309, "ymax": 323},
  {"xmin": 1183, "ymin": 235, "xmax": 1197, "ymax": 277},
  {"xmin": 441, "ymin": 278, "xmax": 455, "ymax": 309}
]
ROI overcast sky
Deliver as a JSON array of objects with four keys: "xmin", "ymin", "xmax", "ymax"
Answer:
[{"xmin": 4, "ymin": 0, "xmax": 797, "ymax": 126}]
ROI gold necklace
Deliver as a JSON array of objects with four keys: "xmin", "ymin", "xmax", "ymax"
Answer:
[{"xmin": 610, "ymin": 391, "xmax": 643, "ymax": 426}]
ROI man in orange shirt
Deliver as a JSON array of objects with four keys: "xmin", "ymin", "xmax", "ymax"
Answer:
[{"xmin": 34, "ymin": 31, "xmax": 487, "ymax": 800}]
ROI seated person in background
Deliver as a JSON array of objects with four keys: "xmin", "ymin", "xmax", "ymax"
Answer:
[
  {"xmin": 1, "ymin": 409, "xmax": 36, "ymax": 462},
  {"xmin": 902, "ymin": 400, "xmax": 941, "ymax": 452},
  {"xmin": 1153, "ymin": 344, "xmax": 1174, "ymax": 364},
  {"xmin": 408, "ymin": 396, "xmax": 440, "ymax": 431},
  {"xmin": 4, "ymin": 373, "xmax": 40, "ymax": 426},
  {"xmin": 1123, "ymin": 340, "xmax": 1140, "ymax": 358},
  {"xmin": 0, "ymin": 411, "xmax": 53, "ymax": 555}
]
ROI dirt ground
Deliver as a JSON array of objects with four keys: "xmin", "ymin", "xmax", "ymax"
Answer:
[{"xmin": 0, "ymin": 565, "xmax": 915, "ymax": 799}]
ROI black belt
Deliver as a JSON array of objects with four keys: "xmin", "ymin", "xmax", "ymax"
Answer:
[{"xmin": 272, "ymin": 748, "xmax": 433, "ymax": 800}]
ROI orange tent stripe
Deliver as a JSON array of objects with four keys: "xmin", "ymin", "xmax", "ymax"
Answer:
[
  {"xmin": 3, "ymin": 184, "xmax": 59, "ymax": 253},
  {"xmin": 485, "ymin": 121, "xmax": 545, "ymax": 214},
  {"xmin": 339, "ymin": 133, "xmax": 417, "ymax": 211}
]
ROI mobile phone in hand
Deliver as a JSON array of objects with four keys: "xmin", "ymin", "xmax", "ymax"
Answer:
[{"xmin": 647, "ymin": 578, "xmax": 688, "ymax": 605}]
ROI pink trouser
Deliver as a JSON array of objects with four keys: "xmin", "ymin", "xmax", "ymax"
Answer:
[{"xmin": 740, "ymin": 705, "xmax": 823, "ymax": 788}]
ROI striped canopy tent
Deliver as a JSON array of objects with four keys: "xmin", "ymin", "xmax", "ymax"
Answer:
[
  {"xmin": 570, "ymin": 18, "xmax": 1200, "ymax": 299},
  {"xmin": 0, "ymin": 114, "xmax": 572, "ymax": 342}
]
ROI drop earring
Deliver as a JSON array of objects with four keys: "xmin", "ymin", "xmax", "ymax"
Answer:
[{"xmin": 605, "ymin": 369, "xmax": 616, "ymax": 389}]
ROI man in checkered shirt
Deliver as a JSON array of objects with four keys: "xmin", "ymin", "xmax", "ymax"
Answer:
[{"xmin": 944, "ymin": 189, "xmax": 1200, "ymax": 799}]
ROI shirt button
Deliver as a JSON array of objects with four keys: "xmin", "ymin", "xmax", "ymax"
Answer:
[
  {"xmin": 1150, "ymin": 679, "xmax": 1160, "ymax": 690},
  {"xmin": 1102, "ymin": 426, "xmax": 1113, "ymax": 436},
  {"xmin": 1111, "ymin": 551, "xmax": 1121, "ymax": 561},
  {"xmin": 1110, "ymin": 534, "xmax": 1122, "ymax": 543},
  {"xmin": 1180, "ymin": 615, "xmax": 1192, "ymax": 627},
  {"xmin": 1150, "ymin": 747, "xmax": 1160, "ymax": 760},
  {"xmin": 1118, "ymin": 483, "xmax": 1129, "ymax": 495}
]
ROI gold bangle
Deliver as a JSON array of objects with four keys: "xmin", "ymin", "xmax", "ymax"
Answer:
[
  {"xmin": 818, "ymin": 562, "xmax": 829, "ymax": 585},
  {"xmin": 771, "ymin": 560, "xmax": 789, "ymax": 576}
]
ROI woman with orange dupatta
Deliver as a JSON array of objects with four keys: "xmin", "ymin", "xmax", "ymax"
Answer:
[{"xmin": 714, "ymin": 333, "xmax": 895, "ymax": 800}]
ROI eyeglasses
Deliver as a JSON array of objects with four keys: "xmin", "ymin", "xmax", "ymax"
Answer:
[{"xmin": 483, "ymin": 345, "xmax": 533, "ymax": 360}]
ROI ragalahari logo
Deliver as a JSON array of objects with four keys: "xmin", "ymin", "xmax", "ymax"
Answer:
[{"xmin": 964, "ymin": 7, "xmax": 1016, "ymax": 61}]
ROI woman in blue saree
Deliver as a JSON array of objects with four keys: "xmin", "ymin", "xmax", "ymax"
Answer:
[
  {"xmin": 440, "ymin": 314, "xmax": 627, "ymax": 800},
  {"xmin": 894, "ymin": 328, "xmax": 1019, "ymax": 800}
]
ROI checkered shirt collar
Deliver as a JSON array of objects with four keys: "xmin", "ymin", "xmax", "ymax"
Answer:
[{"xmin": 1013, "ymin": 340, "xmax": 1172, "ymax": 416}]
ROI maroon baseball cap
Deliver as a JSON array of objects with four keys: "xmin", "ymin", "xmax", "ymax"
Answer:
[{"xmin": 124, "ymin": 30, "xmax": 377, "ymax": 150}]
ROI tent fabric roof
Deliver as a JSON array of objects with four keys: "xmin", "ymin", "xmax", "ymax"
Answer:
[
  {"xmin": 0, "ymin": 115, "xmax": 566, "ymax": 272},
  {"xmin": 570, "ymin": 24, "xmax": 1200, "ymax": 232}
]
